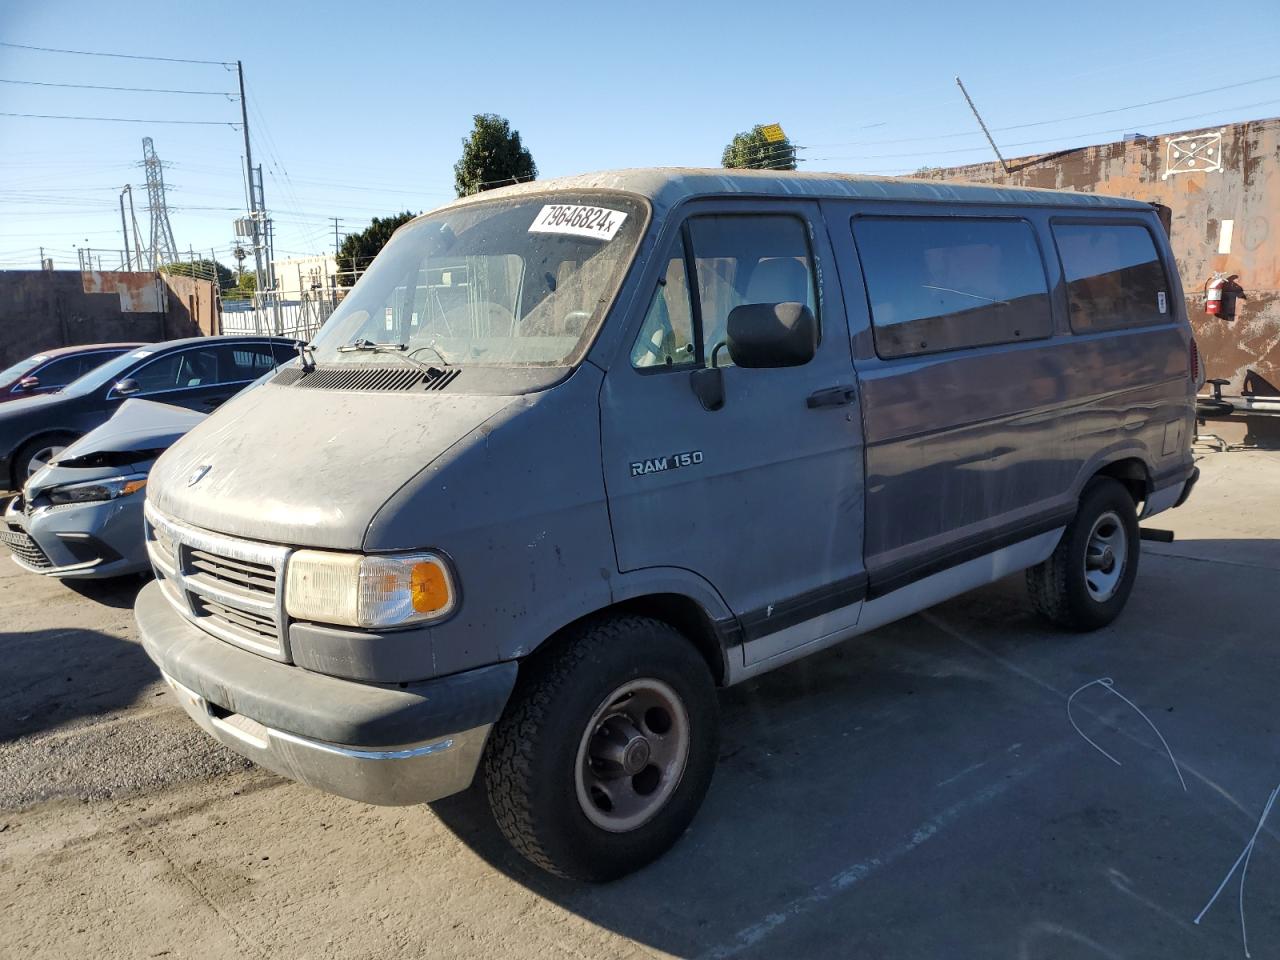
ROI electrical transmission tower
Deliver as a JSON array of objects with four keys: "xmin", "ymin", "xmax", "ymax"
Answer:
[{"xmin": 141, "ymin": 137, "xmax": 179, "ymax": 269}]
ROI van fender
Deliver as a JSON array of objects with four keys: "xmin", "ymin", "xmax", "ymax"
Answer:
[
  {"xmin": 505, "ymin": 565, "xmax": 738, "ymax": 678},
  {"xmin": 1072, "ymin": 442, "xmax": 1153, "ymax": 502}
]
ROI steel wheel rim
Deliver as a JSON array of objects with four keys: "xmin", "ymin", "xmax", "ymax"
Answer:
[
  {"xmin": 574, "ymin": 678, "xmax": 691, "ymax": 833},
  {"xmin": 1084, "ymin": 509, "xmax": 1127, "ymax": 602}
]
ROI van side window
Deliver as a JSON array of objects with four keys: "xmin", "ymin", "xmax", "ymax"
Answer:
[
  {"xmin": 688, "ymin": 215, "xmax": 817, "ymax": 367},
  {"xmin": 1052, "ymin": 222, "xmax": 1170, "ymax": 331},
  {"xmin": 631, "ymin": 257, "xmax": 696, "ymax": 369},
  {"xmin": 853, "ymin": 217, "xmax": 1052, "ymax": 360}
]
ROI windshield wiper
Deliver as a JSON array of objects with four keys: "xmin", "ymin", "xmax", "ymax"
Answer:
[{"xmin": 337, "ymin": 338, "xmax": 440, "ymax": 375}]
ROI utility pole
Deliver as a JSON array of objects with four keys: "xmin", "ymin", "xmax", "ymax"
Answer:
[
  {"xmin": 119, "ymin": 187, "xmax": 133, "ymax": 270},
  {"xmin": 236, "ymin": 60, "xmax": 265, "ymax": 293},
  {"xmin": 330, "ymin": 217, "xmax": 343, "ymax": 256},
  {"xmin": 123, "ymin": 185, "xmax": 143, "ymax": 268},
  {"xmin": 38, "ymin": 246, "xmax": 44, "ymax": 268},
  {"xmin": 955, "ymin": 76, "xmax": 1010, "ymax": 176}
]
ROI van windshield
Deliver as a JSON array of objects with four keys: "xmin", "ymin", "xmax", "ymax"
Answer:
[{"xmin": 310, "ymin": 192, "xmax": 646, "ymax": 368}]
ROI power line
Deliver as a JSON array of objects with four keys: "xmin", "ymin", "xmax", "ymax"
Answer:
[
  {"xmin": 0, "ymin": 40, "xmax": 232, "ymax": 66},
  {"xmin": 810, "ymin": 72, "xmax": 1280, "ymax": 148},
  {"xmin": 0, "ymin": 78, "xmax": 235, "ymax": 96},
  {"xmin": 0, "ymin": 111, "xmax": 238, "ymax": 127}
]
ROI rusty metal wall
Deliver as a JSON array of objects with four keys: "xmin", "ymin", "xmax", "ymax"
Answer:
[
  {"xmin": 916, "ymin": 116, "xmax": 1280, "ymax": 393},
  {"xmin": 0, "ymin": 270, "xmax": 212, "ymax": 366}
]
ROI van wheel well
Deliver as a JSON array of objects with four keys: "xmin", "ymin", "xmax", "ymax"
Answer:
[
  {"xmin": 539, "ymin": 594, "xmax": 728, "ymax": 687},
  {"xmin": 1092, "ymin": 458, "xmax": 1149, "ymax": 509}
]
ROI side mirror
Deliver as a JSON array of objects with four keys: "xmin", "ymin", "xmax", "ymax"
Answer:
[
  {"xmin": 726, "ymin": 302, "xmax": 817, "ymax": 369},
  {"xmin": 114, "ymin": 378, "xmax": 141, "ymax": 396},
  {"xmin": 15, "ymin": 375, "xmax": 39, "ymax": 392}
]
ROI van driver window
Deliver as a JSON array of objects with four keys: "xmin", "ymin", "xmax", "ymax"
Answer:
[
  {"xmin": 1052, "ymin": 222, "xmax": 1169, "ymax": 332},
  {"xmin": 630, "ymin": 216, "xmax": 818, "ymax": 371},
  {"xmin": 688, "ymin": 215, "xmax": 817, "ymax": 368},
  {"xmin": 853, "ymin": 217, "xmax": 1052, "ymax": 359}
]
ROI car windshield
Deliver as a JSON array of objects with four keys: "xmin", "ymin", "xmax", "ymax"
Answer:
[
  {"xmin": 309, "ymin": 192, "xmax": 646, "ymax": 367},
  {"xmin": 60, "ymin": 347, "xmax": 154, "ymax": 395},
  {"xmin": 0, "ymin": 354, "xmax": 44, "ymax": 383}
]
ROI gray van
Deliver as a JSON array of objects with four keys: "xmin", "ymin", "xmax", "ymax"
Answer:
[{"xmin": 135, "ymin": 169, "xmax": 1198, "ymax": 881}]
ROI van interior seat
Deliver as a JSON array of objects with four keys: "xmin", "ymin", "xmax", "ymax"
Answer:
[{"xmin": 745, "ymin": 257, "xmax": 809, "ymax": 306}]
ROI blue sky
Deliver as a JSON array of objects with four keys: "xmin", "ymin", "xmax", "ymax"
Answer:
[{"xmin": 3, "ymin": 0, "xmax": 1279, "ymax": 271}]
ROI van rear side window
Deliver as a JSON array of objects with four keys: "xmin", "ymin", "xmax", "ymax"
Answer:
[
  {"xmin": 1052, "ymin": 222, "xmax": 1170, "ymax": 332},
  {"xmin": 852, "ymin": 217, "xmax": 1051, "ymax": 360}
]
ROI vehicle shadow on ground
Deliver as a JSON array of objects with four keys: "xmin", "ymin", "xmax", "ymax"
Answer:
[{"xmin": 0, "ymin": 579, "xmax": 153, "ymax": 743}]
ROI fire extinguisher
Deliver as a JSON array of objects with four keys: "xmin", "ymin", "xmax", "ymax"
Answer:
[{"xmin": 1205, "ymin": 273, "xmax": 1226, "ymax": 315}]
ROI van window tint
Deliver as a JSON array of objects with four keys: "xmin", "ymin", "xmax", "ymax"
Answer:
[
  {"xmin": 1053, "ymin": 222, "xmax": 1169, "ymax": 331},
  {"xmin": 853, "ymin": 217, "xmax": 1051, "ymax": 359},
  {"xmin": 688, "ymin": 216, "xmax": 817, "ymax": 368},
  {"xmin": 631, "ymin": 257, "xmax": 696, "ymax": 369}
]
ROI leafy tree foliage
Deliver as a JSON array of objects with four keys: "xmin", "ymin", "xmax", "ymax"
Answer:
[
  {"xmin": 721, "ymin": 125, "xmax": 796, "ymax": 170},
  {"xmin": 161, "ymin": 259, "xmax": 234, "ymax": 289},
  {"xmin": 336, "ymin": 211, "xmax": 417, "ymax": 287},
  {"xmin": 453, "ymin": 113, "xmax": 537, "ymax": 198}
]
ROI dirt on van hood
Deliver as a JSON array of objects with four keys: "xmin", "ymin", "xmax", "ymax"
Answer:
[{"xmin": 146, "ymin": 381, "xmax": 516, "ymax": 550}]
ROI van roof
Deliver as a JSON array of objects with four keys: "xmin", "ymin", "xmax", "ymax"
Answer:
[{"xmin": 436, "ymin": 167, "xmax": 1152, "ymax": 216}]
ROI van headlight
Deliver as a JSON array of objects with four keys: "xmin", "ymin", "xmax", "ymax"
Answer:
[
  {"xmin": 45, "ymin": 475, "xmax": 147, "ymax": 505},
  {"xmin": 284, "ymin": 551, "xmax": 456, "ymax": 628}
]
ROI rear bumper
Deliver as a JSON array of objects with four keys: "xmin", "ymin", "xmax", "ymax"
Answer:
[
  {"xmin": 136, "ymin": 580, "xmax": 518, "ymax": 805},
  {"xmin": 1141, "ymin": 465, "xmax": 1200, "ymax": 519}
]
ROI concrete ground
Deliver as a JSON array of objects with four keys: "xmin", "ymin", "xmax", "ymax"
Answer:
[{"xmin": 3, "ymin": 449, "xmax": 1279, "ymax": 959}]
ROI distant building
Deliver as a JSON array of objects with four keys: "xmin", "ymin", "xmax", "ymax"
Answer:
[
  {"xmin": 914, "ymin": 116, "xmax": 1280, "ymax": 392},
  {"xmin": 271, "ymin": 254, "xmax": 338, "ymax": 300}
]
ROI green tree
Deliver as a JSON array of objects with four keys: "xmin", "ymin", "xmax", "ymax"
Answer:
[
  {"xmin": 721, "ymin": 125, "xmax": 797, "ymax": 171},
  {"xmin": 336, "ymin": 211, "xmax": 417, "ymax": 287},
  {"xmin": 453, "ymin": 113, "xmax": 537, "ymax": 198},
  {"xmin": 161, "ymin": 259, "xmax": 234, "ymax": 289}
]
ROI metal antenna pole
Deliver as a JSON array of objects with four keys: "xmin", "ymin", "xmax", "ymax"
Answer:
[
  {"xmin": 955, "ymin": 76, "xmax": 1010, "ymax": 176},
  {"xmin": 119, "ymin": 188, "xmax": 133, "ymax": 270},
  {"xmin": 236, "ymin": 60, "xmax": 265, "ymax": 293}
]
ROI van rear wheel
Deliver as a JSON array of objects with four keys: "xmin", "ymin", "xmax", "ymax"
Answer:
[
  {"xmin": 1027, "ymin": 478, "xmax": 1140, "ymax": 631},
  {"xmin": 483, "ymin": 615, "xmax": 718, "ymax": 882}
]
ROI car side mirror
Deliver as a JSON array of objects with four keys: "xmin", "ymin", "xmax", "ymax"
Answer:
[
  {"xmin": 726, "ymin": 302, "xmax": 817, "ymax": 368},
  {"xmin": 114, "ymin": 378, "xmax": 141, "ymax": 396},
  {"xmin": 15, "ymin": 375, "xmax": 39, "ymax": 391}
]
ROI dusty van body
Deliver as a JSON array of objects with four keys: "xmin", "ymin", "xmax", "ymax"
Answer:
[{"xmin": 135, "ymin": 169, "xmax": 1197, "ymax": 880}]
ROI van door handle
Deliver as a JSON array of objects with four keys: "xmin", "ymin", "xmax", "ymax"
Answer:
[{"xmin": 806, "ymin": 385, "xmax": 858, "ymax": 409}]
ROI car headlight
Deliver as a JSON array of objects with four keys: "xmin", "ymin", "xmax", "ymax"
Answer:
[
  {"xmin": 284, "ymin": 550, "xmax": 456, "ymax": 629},
  {"xmin": 45, "ymin": 475, "xmax": 147, "ymax": 505}
]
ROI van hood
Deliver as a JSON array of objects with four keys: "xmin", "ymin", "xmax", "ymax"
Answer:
[{"xmin": 147, "ymin": 381, "xmax": 517, "ymax": 550}]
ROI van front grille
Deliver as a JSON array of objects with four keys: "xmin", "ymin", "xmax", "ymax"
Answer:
[
  {"xmin": 145, "ymin": 502, "xmax": 291, "ymax": 661},
  {"xmin": 272, "ymin": 365, "xmax": 460, "ymax": 392}
]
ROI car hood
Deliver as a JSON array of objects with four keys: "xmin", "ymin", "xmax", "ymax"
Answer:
[
  {"xmin": 24, "ymin": 399, "xmax": 204, "ymax": 498},
  {"xmin": 147, "ymin": 380, "xmax": 517, "ymax": 550}
]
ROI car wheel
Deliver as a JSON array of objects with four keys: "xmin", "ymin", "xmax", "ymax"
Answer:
[
  {"xmin": 1027, "ymin": 477, "xmax": 1140, "ymax": 631},
  {"xmin": 483, "ymin": 615, "xmax": 719, "ymax": 882},
  {"xmin": 13, "ymin": 433, "xmax": 78, "ymax": 487}
]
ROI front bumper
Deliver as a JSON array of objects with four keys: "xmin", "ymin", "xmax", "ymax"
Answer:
[
  {"xmin": 1, "ymin": 493, "xmax": 148, "ymax": 578},
  {"xmin": 135, "ymin": 580, "xmax": 518, "ymax": 805}
]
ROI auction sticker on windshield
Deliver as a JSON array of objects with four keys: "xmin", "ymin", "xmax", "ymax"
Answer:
[{"xmin": 529, "ymin": 204, "xmax": 627, "ymax": 241}]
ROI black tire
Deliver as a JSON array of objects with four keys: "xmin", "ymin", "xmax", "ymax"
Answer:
[
  {"xmin": 1027, "ymin": 477, "xmax": 1140, "ymax": 631},
  {"xmin": 483, "ymin": 615, "xmax": 718, "ymax": 882},
  {"xmin": 12, "ymin": 432, "xmax": 78, "ymax": 489}
]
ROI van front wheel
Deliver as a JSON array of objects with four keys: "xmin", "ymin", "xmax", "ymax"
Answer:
[
  {"xmin": 483, "ymin": 615, "xmax": 718, "ymax": 881},
  {"xmin": 1027, "ymin": 478, "xmax": 1140, "ymax": 631}
]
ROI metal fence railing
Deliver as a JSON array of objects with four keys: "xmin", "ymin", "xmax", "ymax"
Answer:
[{"xmin": 220, "ymin": 290, "xmax": 337, "ymax": 341}]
